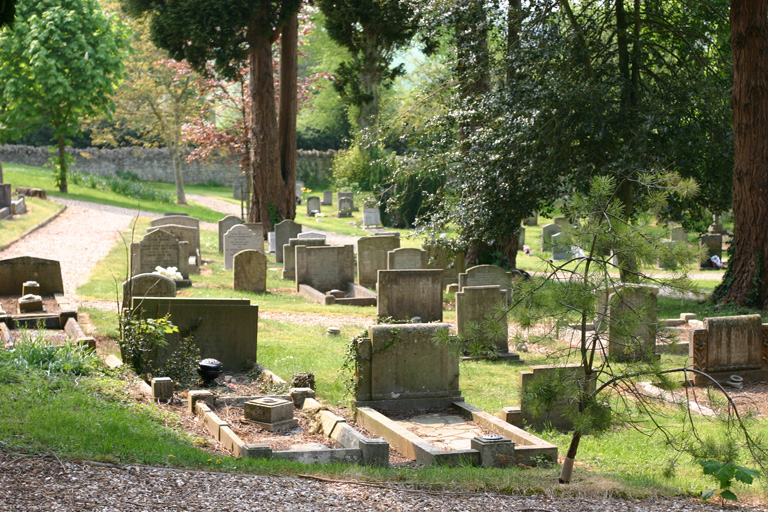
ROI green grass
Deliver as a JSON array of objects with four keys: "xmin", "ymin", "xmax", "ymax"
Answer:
[
  {"xmin": 0, "ymin": 197, "xmax": 63, "ymax": 248},
  {"xmin": 4, "ymin": 163, "xmax": 229, "ymax": 223}
]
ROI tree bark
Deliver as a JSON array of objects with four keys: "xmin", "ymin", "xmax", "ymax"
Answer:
[
  {"xmin": 357, "ymin": 31, "xmax": 382, "ymax": 130},
  {"xmin": 725, "ymin": 0, "xmax": 768, "ymax": 306},
  {"xmin": 169, "ymin": 136, "xmax": 187, "ymax": 205},
  {"xmin": 278, "ymin": 13, "xmax": 298, "ymax": 222},
  {"xmin": 57, "ymin": 134, "xmax": 68, "ymax": 193}
]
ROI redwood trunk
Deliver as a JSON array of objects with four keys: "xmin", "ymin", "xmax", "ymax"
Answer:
[
  {"xmin": 725, "ymin": 0, "xmax": 768, "ymax": 306},
  {"xmin": 248, "ymin": 27, "xmax": 282, "ymax": 229},
  {"xmin": 278, "ymin": 14, "xmax": 298, "ymax": 221}
]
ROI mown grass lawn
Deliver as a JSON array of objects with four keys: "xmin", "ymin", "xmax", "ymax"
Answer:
[{"xmin": 0, "ymin": 197, "xmax": 63, "ymax": 248}]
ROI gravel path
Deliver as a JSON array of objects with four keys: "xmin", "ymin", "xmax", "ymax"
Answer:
[
  {"xmin": 0, "ymin": 197, "xmax": 160, "ymax": 298},
  {"xmin": 2, "ymin": 454, "xmax": 762, "ymax": 512}
]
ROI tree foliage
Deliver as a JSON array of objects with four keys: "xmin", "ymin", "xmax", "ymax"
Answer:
[{"xmin": 0, "ymin": 0, "xmax": 127, "ymax": 192}]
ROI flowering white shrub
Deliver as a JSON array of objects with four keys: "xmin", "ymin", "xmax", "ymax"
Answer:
[{"xmin": 153, "ymin": 266, "xmax": 183, "ymax": 281}]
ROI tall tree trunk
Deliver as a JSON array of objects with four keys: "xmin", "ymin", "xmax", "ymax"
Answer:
[
  {"xmin": 725, "ymin": 0, "xmax": 768, "ymax": 306},
  {"xmin": 169, "ymin": 137, "xmax": 187, "ymax": 205},
  {"xmin": 248, "ymin": 25, "xmax": 282, "ymax": 229},
  {"xmin": 278, "ymin": 13, "xmax": 298, "ymax": 223},
  {"xmin": 57, "ymin": 134, "xmax": 68, "ymax": 193},
  {"xmin": 357, "ymin": 32, "xmax": 382, "ymax": 131}
]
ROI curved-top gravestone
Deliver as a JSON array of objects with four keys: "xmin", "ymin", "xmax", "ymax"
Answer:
[
  {"xmin": 357, "ymin": 236, "xmax": 400, "ymax": 287},
  {"xmin": 275, "ymin": 219, "xmax": 302, "ymax": 263},
  {"xmin": 122, "ymin": 272, "xmax": 176, "ymax": 310},
  {"xmin": 218, "ymin": 215, "xmax": 243, "ymax": 253}
]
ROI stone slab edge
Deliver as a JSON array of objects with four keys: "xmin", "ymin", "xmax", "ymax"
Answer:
[
  {"xmin": 0, "ymin": 201, "xmax": 66, "ymax": 251},
  {"xmin": 452, "ymin": 401, "xmax": 558, "ymax": 464}
]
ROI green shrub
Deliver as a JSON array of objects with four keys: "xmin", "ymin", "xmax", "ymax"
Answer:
[{"xmin": 0, "ymin": 329, "xmax": 101, "ymax": 379}]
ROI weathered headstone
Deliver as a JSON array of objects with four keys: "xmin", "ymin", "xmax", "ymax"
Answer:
[
  {"xmin": 306, "ymin": 196, "xmax": 321, "ymax": 216},
  {"xmin": 151, "ymin": 215, "xmax": 200, "ymax": 231},
  {"xmin": 0, "ymin": 256, "xmax": 64, "ymax": 295},
  {"xmin": 337, "ymin": 191, "xmax": 354, "ymax": 204},
  {"xmin": 233, "ymin": 182, "xmax": 247, "ymax": 200},
  {"xmin": 275, "ymin": 219, "xmax": 302, "ymax": 263},
  {"xmin": 541, "ymin": 223, "xmax": 561, "ymax": 252},
  {"xmin": 551, "ymin": 232, "xmax": 570, "ymax": 261},
  {"xmin": 146, "ymin": 224, "xmax": 200, "ymax": 271},
  {"xmin": 423, "ymin": 244, "xmax": 466, "ymax": 287},
  {"xmin": 700, "ymin": 234, "xmax": 723, "ymax": 267},
  {"xmin": 322, "ymin": 190, "xmax": 333, "ymax": 206},
  {"xmin": 224, "ymin": 224, "xmax": 260, "ymax": 270},
  {"xmin": 298, "ymin": 231, "xmax": 326, "ymax": 241},
  {"xmin": 218, "ymin": 215, "xmax": 242, "ymax": 253},
  {"xmin": 553, "ymin": 216, "xmax": 571, "ymax": 228},
  {"xmin": 357, "ymin": 235, "xmax": 400, "ymax": 287},
  {"xmin": 282, "ymin": 237, "xmax": 326, "ymax": 280},
  {"xmin": 524, "ymin": 212, "xmax": 538, "ymax": 226},
  {"xmin": 268, "ymin": 231, "xmax": 276, "ymax": 253},
  {"xmin": 362, "ymin": 206, "xmax": 381, "ymax": 227},
  {"xmin": 295, "ymin": 244, "xmax": 355, "ymax": 293},
  {"xmin": 670, "ymin": 226, "xmax": 687, "ymax": 242},
  {"xmin": 0, "ymin": 183, "xmax": 11, "ymax": 209},
  {"xmin": 130, "ymin": 229, "xmax": 190, "ymax": 279},
  {"xmin": 456, "ymin": 285, "xmax": 509, "ymax": 354},
  {"xmin": 122, "ymin": 272, "xmax": 176, "ymax": 310},
  {"xmin": 596, "ymin": 285, "xmax": 659, "ymax": 362},
  {"xmin": 387, "ymin": 247, "xmax": 427, "ymax": 270},
  {"xmin": 132, "ymin": 297, "xmax": 258, "ymax": 371},
  {"xmin": 459, "ymin": 265, "xmax": 515, "ymax": 302},
  {"xmin": 354, "ymin": 323, "xmax": 461, "ymax": 409},
  {"xmin": 338, "ymin": 197, "xmax": 354, "ymax": 217},
  {"xmin": 234, "ymin": 250, "xmax": 267, "ymax": 293},
  {"xmin": 244, "ymin": 223, "xmax": 265, "ymax": 253},
  {"xmin": 377, "ymin": 269, "xmax": 443, "ymax": 322},
  {"xmin": 690, "ymin": 314, "xmax": 768, "ymax": 384}
]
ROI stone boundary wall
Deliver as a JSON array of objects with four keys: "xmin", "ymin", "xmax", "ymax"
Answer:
[{"xmin": 0, "ymin": 145, "xmax": 336, "ymax": 186}]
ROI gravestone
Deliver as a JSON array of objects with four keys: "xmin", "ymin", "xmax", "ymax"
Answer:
[
  {"xmin": 363, "ymin": 206, "xmax": 381, "ymax": 227},
  {"xmin": 296, "ymin": 181, "xmax": 304, "ymax": 198},
  {"xmin": 357, "ymin": 236, "xmax": 400, "ymax": 287},
  {"xmin": 553, "ymin": 216, "xmax": 571, "ymax": 228},
  {"xmin": 122, "ymin": 272, "xmax": 176, "ymax": 310},
  {"xmin": 295, "ymin": 245, "xmax": 355, "ymax": 293},
  {"xmin": 377, "ymin": 269, "xmax": 443, "ymax": 322},
  {"xmin": 151, "ymin": 215, "xmax": 200, "ymax": 231},
  {"xmin": 551, "ymin": 233, "xmax": 570, "ymax": 261},
  {"xmin": 298, "ymin": 231, "xmax": 326, "ymax": 241},
  {"xmin": 690, "ymin": 314, "xmax": 768, "ymax": 385},
  {"xmin": 596, "ymin": 285, "xmax": 659, "ymax": 362},
  {"xmin": 541, "ymin": 223, "xmax": 561, "ymax": 252},
  {"xmin": 524, "ymin": 212, "xmax": 538, "ymax": 226},
  {"xmin": 282, "ymin": 237, "xmax": 327, "ymax": 280},
  {"xmin": 338, "ymin": 197, "xmax": 354, "ymax": 217},
  {"xmin": 132, "ymin": 297, "xmax": 258, "ymax": 371},
  {"xmin": 0, "ymin": 183, "xmax": 11, "ymax": 209},
  {"xmin": 337, "ymin": 191, "xmax": 354, "ymax": 204},
  {"xmin": 244, "ymin": 223, "xmax": 265, "ymax": 253},
  {"xmin": 130, "ymin": 229, "xmax": 190, "ymax": 279},
  {"xmin": 218, "ymin": 215, "xmax": 243, "ymax": 253},
  {"xmin": 233, "ymin": 182, "xmax": 247, "ymax": 200},
  {"xmin": 0, "ymin": 256, "xmax": 64, "ymax": 295},
  {"xmin": 387, "ymin": 247, "xmax": 427, "ymax": 270},
  {"xmin": 306, "ymin": 196, "xmax": 321, "ymax": 216},
  {"xmin": 459, "ymin": 265, "xmax": 515, "ymax": 302},
  {"xmin": 455, "ymin": 285, "xmax": 509, "ymax": 355},
  {"xmin": 670, "ymin": 226, "xmax": 687, "ymax": 242},
  {"xmin": 234, "ymin": 250, "xmax": 267, "ymax": 293},
  {"xmin": 423, "ymin": 244, "xmax": 466, "ymax": 287},
  {"xmin": 322, "ymin": 190, "xmax": 333, "ymax": 206},
  {"xmin": 275, "ymin": 220, "xmax": 302, "ymax": 263},
  {"xmin": 146, "ymin": 224, "xmax": 200, "ymax": 272},
  {"xmin": 354, "ymin": 323, "xmax": 461, "ymax": 409},
  {"xmin": 224, "ymin": 224, "xmax": 261, "ymax": 270},
  {"xmin": 700, "ymin": 234, "xmax": 723, "ymax": 267},
  {"xmin": 268, "ymin": 232, "xmax": 276, "ymax": 253}
]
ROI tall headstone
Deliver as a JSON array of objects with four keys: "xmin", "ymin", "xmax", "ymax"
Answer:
[
  {"xmin": 295, "ymin": 245, "xmax": 355, "ymax": 293},
  {"xmin": 455, "ymin": 285, "xmax": 509, "ymax": 354},
  {"xmin": 551, "ymin": 232, "xmax": 570, "ymax": 261},
  {"xmin": 224, "ymin": 224, "xmax": 260, "ymax": 270},
  {"xmin": 306, "ymin": 196, "xmax": 321, "ymax": 216},
  {"xmin": 377, "ymin": 269, "xmax": 443, "ymax": 322},
  {"xmin": 458, "ymin": 265, "xmax": 514, "ymax": 302},
  {"xmin": 130, "ymin": 229, "xmax": 190, "ymax": 279},
  {"xmin": 363, "ymin": 205, "xmax": 381, "ymax": 227},
  {"xmin": 670, "ymin": 226, "xmax": 687, "ymax": 242},
  {"xmin": 282, "ymin": 237, "xmax": 327, "ymax": 280},
  {"xmin": 700, "ymin": 234, "xmax": 723, "ymax": 267},
  {"xmin": 354, "ymin": 323, "xmax": 461, "ymax": 409},
  {"xmin": 218, "ymin": 215, "xmax": 242, "ymax": 253},
  {"xmin": 541, "ymin": 223, "xmax": 561, "ymax": 252},
  {"xmin": 244, "ymin": 223, "xmax": 265, "ymax": 253},
  {"xmin": 0, "ymin": 183, "xmax": 11, "ymax": 209},
  {"xmin": 596, "ymin": 285, "xmax": 659, "ymax": 362},
  {"xmin": 338, "ymin": 197, "xmax": 354, "ymax": 217},
  {"xmin": 337, "ymin": 191, "xmax": 354, "ymax": 204},
  {"xmin": 275, "ymin": 220, "xmax": 302, "ymax": 263},
  {"xmin": 268, "ymin": 232, "xmax": 276, "ymax": 253},
  {"xmin": 524, "ymin": 212, "xmax": 538, "ymax": 226},
  {"xmin": 387, "ymin": 247, "xmax": 427, "ymax": 270},
  {"xmin": 122, "ymin": 273, "xmax": 176, "ymax": 310},
  {"xmin": 322, "ymin": 190, "xmax": 333, "ymax": 206},
  {"xmin": 234, "ymin": 250, "xmax": 267, "ymax": 293},
  {"xmin": 423, "ymin": 244, "xmax": 466, "ymax": 287},
  {"xmin": 146, "ymin": 224, "xmax": 201, "ymax": 271},
  {"xmin": 357, "ymin": 235, "xmax": 400, "ymax": 287},
  {"xmin": 298, "ymin": 231, "xmax": 326, "ymax": 241}
]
